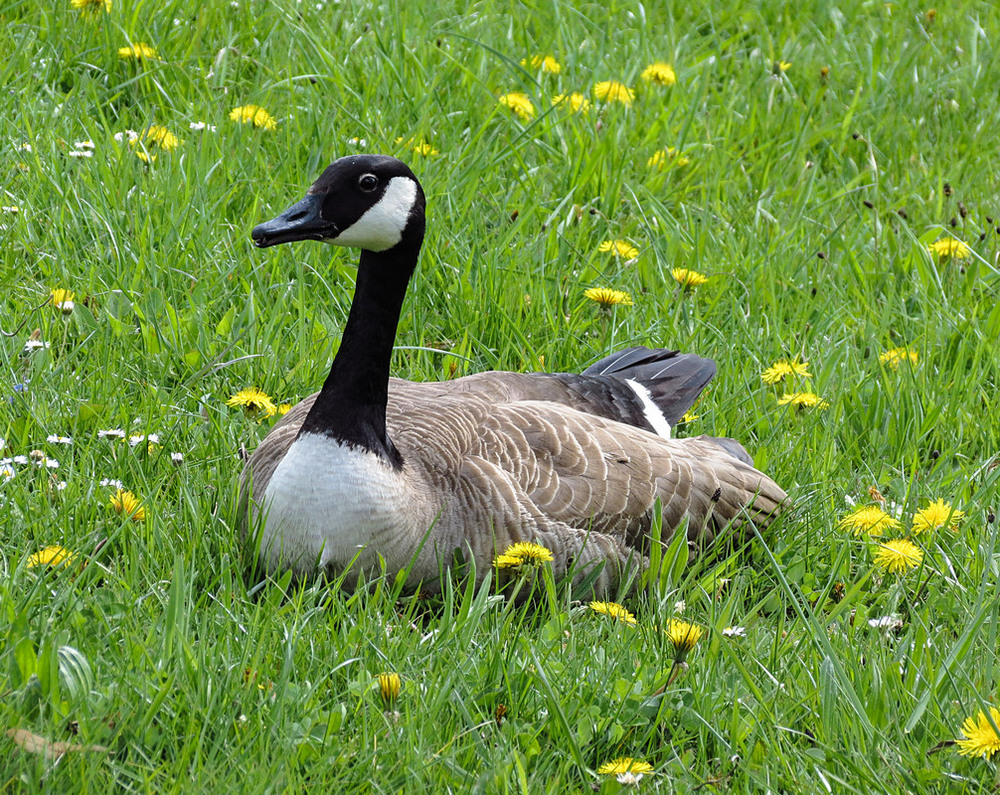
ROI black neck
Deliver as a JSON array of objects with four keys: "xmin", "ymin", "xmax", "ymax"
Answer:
[{"xmin": 298, "ymin": 240, "xmax": 421, "ymax": 466}]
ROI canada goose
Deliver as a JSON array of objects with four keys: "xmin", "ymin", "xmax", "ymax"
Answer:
[{"xmin": 240, "ymin": 155, "xmax": 786, "ymax": 593}]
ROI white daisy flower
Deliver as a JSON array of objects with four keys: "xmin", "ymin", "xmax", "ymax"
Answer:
[
  {"xmin": 99, "ymin": 478, "xmax": 125, "ymax": 490},
  {"xmin": 1, "ymin": 464, "xmax": 14, "ymax": 482},
  {"xmin": 67, "ymin": 150, "xmax": 93, "ymax": 158},
  {"xmin": 113, "ymin": 130, "xmax": 140, "ymax": 144},
  {"xmin": 74, "ymin": 140, "xmax": 96, "ymax": 149},
  {"xmin": 23, "ymin": 340, "xmax": 49, "ymax": 352},
  {"xmin": 170, "ymin": 452, "xmax": 184, "ymax": 465},
  {"xmin": 98, "ymin": 429, "xmax": 126, "ymax": 438},
  {"xmin": 868, "ymin": 614, "xmax": 903, "ymax": 631},
  {"xmin": 46, "ymin": 435, "xmax": 73, "ymax": 445},
  {"xmin": 723, "ymin": 626, "xmax": 747, "ymax": 638}
]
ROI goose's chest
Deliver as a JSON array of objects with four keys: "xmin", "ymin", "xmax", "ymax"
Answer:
[{"xmin": 258, "ymin": 432, "xmax": 414, "ymax": 575}]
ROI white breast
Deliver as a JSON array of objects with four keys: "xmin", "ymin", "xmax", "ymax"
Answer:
[{"xmin": 258, "ymin": 432, "xmax": 418, "ymax": 577}]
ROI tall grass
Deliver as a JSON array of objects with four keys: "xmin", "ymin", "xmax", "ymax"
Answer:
[{"xmin": 2, "ymin": 0, "xmax": 999, "ymax": 790}]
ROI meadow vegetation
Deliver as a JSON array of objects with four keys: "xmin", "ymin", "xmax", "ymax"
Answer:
[{"xmin": 2, "ymin": 0, "xmax": 1000, "ymax": 790}]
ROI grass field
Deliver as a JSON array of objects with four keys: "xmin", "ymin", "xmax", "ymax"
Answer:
[{"xmin": 3, "ymin": 0, "xmax": 1000, "ymax": 790}]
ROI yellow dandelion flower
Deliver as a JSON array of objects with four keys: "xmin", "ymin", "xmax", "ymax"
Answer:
[
  {"xmin": 641, "ymin": 62, "xmax": 676, "ymax": 86},
  {"xmin": 494, "ymin": 542, "xmax": 553, "ymax": 569},
  {"xmin": 597, "ymin": 240, "xmax": 639, "ymax": 259},
  {"xmin": 647, "ymin": 147, "xmax": 689, "ymax": 170},
  {"xmin": 777, "ymin": 391, "xmax": 829, "ymax": 409},
  {"xmin": 50, "ymin": 288, "xmax": 75, "ymax": 313},
  {"xmin": 879, "ymin": 347, "xmax": 918, "ymax": 369},
  {"xmin": 589, "ymin": 600, "xmax": 637, "ymax": 626},
  {"xmin": 505, "ymin": 542, "xmax": 554, "ymax": 564},
  {"xmin": 598, "ymin": 758, "xmax": 654, "ymax": 775},
  {"xmin": 277, "ymin": 403, "xmax": 292, "ymax": 416},
  {"xmin": 584, "ymin": 287, "xmax": 633, "ymax": 307},
  {"xmin": 520, "ymin": 54, "xmax": 561, "ymax": 74},
  {"xmin": 874, "ymin": 539, "xmax": 924, "ymax": 573},
  {"xmin": 839, "ymin": 504, "xmax": 900, "ymax": 536},
  {"xmin": 118, "ymin": 42, "xmax": 158, "ymax": 61},
  {"xmin": 551, "ymin": 92, "xmax": 591, "ymax": 114},
  {"xmin": 498, "ymin": 92, "xmax": 536, "ymax": 121},
  {"xmin": 226, "ymin": 387, "xmax": 277, "ymax": 417},
  {"xmin": 71, "ymin": 0, "xmax": 111, "ymax": 16},
  {"xmin": 110, "ymin": 489, "xmax": 147, "ymax": 522},
  {"xmin": 493, "ymin": 541, "xmax": 552, "ymax": 569},
  {"xmin": 131, "ymin": 125, "xmax": 180, "ymax": 162},
  {"xmin": 680, "ymin": 409, "xmax": 699, "ymax": 423},
  {"xmin": 28, "ymin": 545, "xmax": 75, "ymax": 568},
  {"xmin": 665, "ymin": 618, "xmax": 703, "ymax": 652},
  {"xmin": 593, "ymin": 80, "xmax": 635, "ymax": 106},
  {"xmin": 229, "ymin": 105, "xmax": 278, "ymax": 130},
  {"xmin": 494, "ymin": 553, "xmax": 524, "ymax": 569},
  {"xmin": 394, "ymin": 136, "xmax": 439, "ymax": 157},
  {"xmin": 912, "ymin": 498, "xmax": 964, "ymax": 534},
  {"xmin": 928, "ymin": 238, "xmax": 971, "ymax": 259},
  {"xmin": 957, "ymin": 707, "xmax": 1000, "ymax": 758},
  {"xmin": 671, "ymin": 268, "xmax": 708, "ymax": 289},
  {"xmin": 377, "ymin": 672, "xmax": 401, "ymax": 705},
  {"xmin": 776, "ymin": 60, "xmax": 792, "ymax": 72},
  {"xmin": 410, "ymin": 141, "xmax": 438, "ymax": 157},
  {"xmin": 761, "ymin": 359, "xmax": 812, "ymax": 384},
  {"xmin": 143, "ymin": 125, "xmax": 180, "ymax": 151}
]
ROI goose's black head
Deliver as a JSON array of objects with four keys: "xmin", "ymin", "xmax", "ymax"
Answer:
[{"xmin": 252, "ymin": 155, "xmax": 426, "ymax": 253}]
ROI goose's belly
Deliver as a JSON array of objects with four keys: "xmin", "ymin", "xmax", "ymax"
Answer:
[{"xmin": 258, "ymin": 432, "xmax": 418, "ymax": 577}]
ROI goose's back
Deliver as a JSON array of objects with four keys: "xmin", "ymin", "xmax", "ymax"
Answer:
[{"xmin": 386, "ymin": 391, "xmax": 785, "ymax": 548}]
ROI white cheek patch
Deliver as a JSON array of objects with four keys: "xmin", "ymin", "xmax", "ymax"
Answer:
[
  {"xmin": 333, "ymin": 176, "xmax": 418, "ymax": 252},
  {"xmin": 626, "ymin": 379, "xmax": 672, "ymax": 439}
]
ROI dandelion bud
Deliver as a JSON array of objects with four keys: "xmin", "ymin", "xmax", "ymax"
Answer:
[{"xmin": 378, "ymin": 673, "xmax": 401, "ymax": 706}]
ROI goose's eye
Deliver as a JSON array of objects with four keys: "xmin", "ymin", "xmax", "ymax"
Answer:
[{"xmin": 358, "ymin": 174, "xmax": 379, "ymax": 192}]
